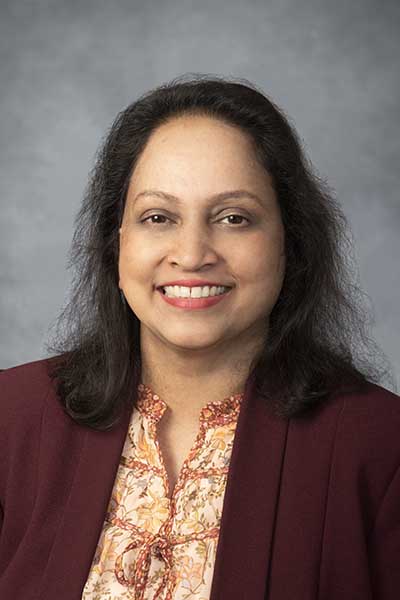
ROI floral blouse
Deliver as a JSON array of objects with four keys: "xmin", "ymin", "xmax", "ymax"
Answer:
[{"xmin": 81, "ymin": 382, "xmax": 244, "ymax": 600}]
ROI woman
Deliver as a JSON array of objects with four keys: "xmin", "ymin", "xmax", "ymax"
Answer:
[{"xmin": 0, "ymin": 74, "xmax": 399, "ymax": 600}]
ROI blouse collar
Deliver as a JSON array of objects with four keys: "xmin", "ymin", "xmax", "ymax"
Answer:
[{"xmin": 136, "ymin": 382, "xmax": 244, "ymax": 426}]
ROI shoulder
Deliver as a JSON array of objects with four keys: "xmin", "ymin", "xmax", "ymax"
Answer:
[
  {"xmin": 290, "ymin": 381, "xmax": 400, "ymax": 458},
  {"xmin": 327, "ymin": 382, "xmax": 400, "ymax": 492},
  {"xmin": 324, "ymin": 381, "xmax": 400, "ymax": 446},
  {"xmin": 0, "ymin": 356, "xmax": 61, "ymax": 428},
  {"xmin": 0, "ymin": 358, "xmax": 61, "ymax": 493},
  {"xmin": 338, "ymin": 381, "xmax": 400, "ymax": 432}
]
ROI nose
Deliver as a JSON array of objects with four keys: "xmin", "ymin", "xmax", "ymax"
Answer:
[{"xmin": 167, "ymin": 222, "xmax": 218, "ymax": 269}]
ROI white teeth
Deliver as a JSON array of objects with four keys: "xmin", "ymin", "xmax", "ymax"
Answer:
[{"xmin": 162, "ymin": 285, "xmax": 230, "ymax": 298}]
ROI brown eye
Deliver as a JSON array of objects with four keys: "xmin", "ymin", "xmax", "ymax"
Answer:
[
  {"xmin": 220, "ymin": 214, "xmax": 250, "ymax": 225},
  {"xmin": 142, "ymin": 214, "xmax": 170, "ymax": 225}
]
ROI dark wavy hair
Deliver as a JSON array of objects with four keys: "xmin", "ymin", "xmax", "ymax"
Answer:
[{"xmin": 45, "ymin": 73, "xmax": 395, "ymax": 431}]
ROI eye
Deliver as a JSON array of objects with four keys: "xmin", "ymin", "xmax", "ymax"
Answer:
[
  {"xmin": 141, "ymin": 214, "xmax": 170, "ymax": 225},
  {"xmin": 219, "ymin": 214, "xmax": 250, "ymax": 226}
]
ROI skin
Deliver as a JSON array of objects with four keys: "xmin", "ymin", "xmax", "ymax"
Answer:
[{"xmin": 118, "ymin": 115, "xmax": 286, "ymax": 424}]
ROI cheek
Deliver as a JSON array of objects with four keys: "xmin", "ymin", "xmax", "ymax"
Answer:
[
  {"xmin": 118, "ymin": 237, "xmax": 158, "ymax": 285},
  {"xmin": 258, "ymin": 230, "xmax": 286, "ymax": 280},
  {"xmin": 118, "ymin": 237, "xmax": 138, "ymax": 282},
  {"xmin": 247, "ymin": 252, "xmax": 286, "ymax": 309},
  {"xmin": 239, "ymin": 240, "xmax": 284, "ymax": 281},
  {"xmin": 118, "ymin": 244, "xmax": 132, "ymax": 279}
]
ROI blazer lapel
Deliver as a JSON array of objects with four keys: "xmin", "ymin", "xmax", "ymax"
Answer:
[
  {"xmin": 210, "ymin": 373, "xmax": 289, "ymax": 600},
  {"xmin": 38, "ymin": 397, "xmax": 134, "ymax": 599}
]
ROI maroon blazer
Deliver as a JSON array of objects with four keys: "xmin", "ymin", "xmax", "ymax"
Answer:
[{"xmin": 0, "ymin": 357, "xmax": 399, "ymax": 599}]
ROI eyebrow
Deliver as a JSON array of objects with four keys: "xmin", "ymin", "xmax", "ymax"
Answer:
[{"xmin": 133, "ymin": 189, "xmax": 266, "ymax": 208}]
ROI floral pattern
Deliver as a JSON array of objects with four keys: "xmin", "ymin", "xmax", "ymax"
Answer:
[{"xmin": 81, "ymin": 383, "xmax": 244, "ymax": 600}]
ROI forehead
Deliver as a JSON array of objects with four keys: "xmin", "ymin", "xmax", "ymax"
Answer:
[
  {"xmin": 128, "ymin": 115, "xmax": 271, "ymax": 192},
  {"xmin": 136, "ymin": 115, "xmax": 256, "ymax": 162}
]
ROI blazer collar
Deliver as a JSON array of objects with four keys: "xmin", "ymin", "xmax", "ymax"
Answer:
[{"xmin": 39, "ymin": 373, "xmax": 289, "ymax": 599}]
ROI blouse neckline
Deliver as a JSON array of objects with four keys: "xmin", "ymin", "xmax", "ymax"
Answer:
[{"xmin": 136, "ymin": 382, "xmax": 244, "ymax": 425}]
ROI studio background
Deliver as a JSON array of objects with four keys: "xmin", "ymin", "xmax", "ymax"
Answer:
[{"xmin": 1, "ymin": 0, "xmax": 399, "ymax": 391}]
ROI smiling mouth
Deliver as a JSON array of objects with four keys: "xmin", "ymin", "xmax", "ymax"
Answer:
[
  {"xmin": 158, "ymin": 285, "xmax": 232, "ymax": 298},
  {"xmin": 156, "ymin": 286, "xmax": 233, "ymax": 310}
]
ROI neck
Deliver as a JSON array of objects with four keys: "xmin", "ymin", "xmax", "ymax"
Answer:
[{"xmin": 139, "ymin": 329, "xmax": 263, "ymax": 420}]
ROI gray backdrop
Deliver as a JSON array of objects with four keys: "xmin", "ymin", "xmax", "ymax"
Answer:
[{"xmin": 1, "ymin": 0, "xmax": 399, "ymax": 391}]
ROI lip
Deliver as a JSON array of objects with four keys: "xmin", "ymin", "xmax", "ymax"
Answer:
[{"xmin": 156, "ymin": 279, "xmax": 233, "ymax": 289}]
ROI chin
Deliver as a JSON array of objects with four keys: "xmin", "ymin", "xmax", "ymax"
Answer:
[{"xmin": 163, "ymin": 333, "xmax": 226, "ymax": 350}]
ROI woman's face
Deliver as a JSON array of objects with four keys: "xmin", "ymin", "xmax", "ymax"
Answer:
[{"xmin": 119, "ymin": 115, "xmax": 286, "ymax": 357}]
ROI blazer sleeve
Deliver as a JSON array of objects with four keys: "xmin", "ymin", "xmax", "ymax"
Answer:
[{"xmin": 368, "ymin": 462, "xmax": 400, "ymax": 599}]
